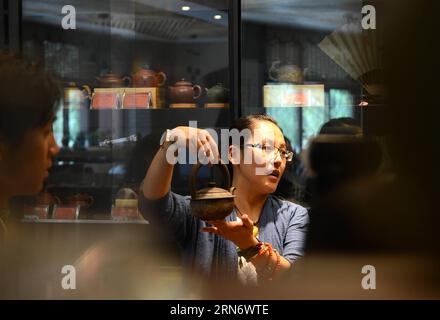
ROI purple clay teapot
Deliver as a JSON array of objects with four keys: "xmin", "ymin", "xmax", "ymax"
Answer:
[
  {"xmin": 168, "ymin": 79, "xmax": 202, "ymax": 103},
  {"xmin": 96, "ymin": 72, "xmax": 131, "ymax": 88},
  {"xmin": 132, "ymin": 66, "xmax": 167, "ymax": 87},
  {"xmin": 189, "ymin": 163, "xmax": 236, "ymax": 221}
]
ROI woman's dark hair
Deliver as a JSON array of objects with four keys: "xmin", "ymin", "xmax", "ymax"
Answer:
[
  {"xmin": 229, "ymin": 113, "xmax": 284, "ymax": 146},
  {"xmin": 227, "ymin": 114, "xmax": 286, "ymax": 178},
  {"xmin": 0, "ymin": 51, "xmax": 61, "ymax": 147}
]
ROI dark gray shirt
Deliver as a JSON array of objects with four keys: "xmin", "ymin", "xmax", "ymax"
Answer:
[{"xmin": 139, "ymin": 189, "xmax": 309, "ymax": 281}]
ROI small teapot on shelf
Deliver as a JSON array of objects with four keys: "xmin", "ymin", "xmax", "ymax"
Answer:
[
  {"xmin": 96, "ymin": 72, "xmax": 131, "ymax": 88},
  {"xmin": 205, "ymin": 83, "xmax": 229, "ymax": 103},
  {"xmin": 132, "ymin": 65, "xmax": 167, "ymax": 87},
  {"xmin": 63, "ymin": 82, "xmax": 91, "ymax": 108},
  {"xmin": 189, "ymin": 162, "xmax": 236, "ymax": 221},
  {"xmin": 168, "ymin": 78, "xmax": 202, "ymax": 104},
  {"xmin": 269, "ymin": 61, "xmax": 305, "ymax": 84}
]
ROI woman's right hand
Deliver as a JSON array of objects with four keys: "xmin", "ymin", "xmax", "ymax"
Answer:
[
  {"xmin": 144, "ymin": 126, "xmax": 220, "ymax": 200},
  {"xmin": 168, "ymin": 126, "xmax": 220, "ymax": 164}
]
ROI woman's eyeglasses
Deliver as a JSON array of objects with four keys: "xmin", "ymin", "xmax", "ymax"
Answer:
[{"xmin": 243, "ymin": 143, "xmax": 294, "ymax": 162}]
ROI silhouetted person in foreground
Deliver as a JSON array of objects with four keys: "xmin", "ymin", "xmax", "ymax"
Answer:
[{"xmin": 0, "ymin": 52, "xmax": 60, "ymax": 238}]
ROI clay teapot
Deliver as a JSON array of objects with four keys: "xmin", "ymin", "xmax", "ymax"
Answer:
[
  {"xmin": 205, "ymin": 83, "xmax": 229, "ymax": 103},
  {"xmin": 96, "ymin": 72, "xmax": 131, "ymax": 88},
  {"xmin": 132, "ymin": 66, "xmax": 167, "ymax": 87},
  {"xmin": 269, "ymin": 61, "xmax": 305, "ymax": 84},
  {"xmin": 189, "ymin": 163, "xmax": 235, "ymax": 221},
  {"xmin": 168, "ymin": 79, "xmax": 202, "ymax": 104},
  {"xmin": 66, "ymin": 193, "xmax": 94, "ymax": 209},
  {"xmin": 63, "ymin": 82, "xmax": 91, "ymax": 108}
]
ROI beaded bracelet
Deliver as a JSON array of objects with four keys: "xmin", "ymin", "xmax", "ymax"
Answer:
[
  {"xmin": 268, "ymin": 249, "xmax": 281, "ymax": 281},
  {"xmin": 262, "ymin": 244, "xmax": 274, "ymax": 273},
  {"xmin": 257, "ymin": 245, "xmax": 282, "ymax": 281},
  {"xmin": 258, "ymin": 242, "xmax": 271, "ymax": 257},
  {"xmin": 256, "ymin": 244, "xmax": 275, "ymax": 280}
]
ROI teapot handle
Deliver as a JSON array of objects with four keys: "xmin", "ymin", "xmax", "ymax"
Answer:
[
  {"xmin": 189, "ymin": 162, "xmax": 231, "ymax": 199},
  {"xmin": 123, "ymin": 76, "xmax": 132, "ymax": 87},
  {"xmin": 157, "ymin": 72, "xmax": 167, "ymax": 87},
  {"xmin": 81, "ymin": 85, "xmax": 92, "ymax": 99},
  {"xmin": 193, "ymin": 85, "xmax": 202, "ymax": 100},
  {"xmin": 268, "ymin": 60, "xmax": 280, "ymax": 81}
]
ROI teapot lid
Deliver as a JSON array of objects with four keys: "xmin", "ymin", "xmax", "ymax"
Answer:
[
  {"xmin": 210, "ymin": 83, "xmax": 226, "ymax": 88},
  {"xmin": 66, "ymin": 82, "xmax": 78, "ymax": 87},
  {"xmin": 174, "ymin": 78, "xmax": 192, "ymax": 86},
  {"xmin": 100, "ymin": 72, "xmax": 122, "ymax": 79},
  {"xmin": 193, "ymin": 182, "xmax": 235, "ymax": 200},
  {"xmin": 136, "ymin": 65, "xmax": 155, "ymax": 72}
]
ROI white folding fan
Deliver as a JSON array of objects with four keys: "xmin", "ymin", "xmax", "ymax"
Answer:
[{"xmin": 318, "ymin": 19, "xmax": 384, "ymax": 96}]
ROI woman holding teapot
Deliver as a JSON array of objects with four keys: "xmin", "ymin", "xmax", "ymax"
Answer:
[{"xmin": 139, "ymin": 114, "xmax": 309, "ymax": 286}]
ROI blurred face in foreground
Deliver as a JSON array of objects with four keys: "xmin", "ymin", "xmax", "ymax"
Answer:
[{"xmin": 0, "ymin": 118, "xmax": 59, "ymax": 199}]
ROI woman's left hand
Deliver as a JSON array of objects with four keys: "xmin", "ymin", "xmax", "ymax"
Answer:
[{"xmin": 201, "ymin": 214, "xmax": 259, "ymax": 249}]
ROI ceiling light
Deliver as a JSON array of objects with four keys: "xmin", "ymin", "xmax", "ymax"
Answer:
[
  {"xmin": 181, "ymin": 6, "xmax": 191, "ymax": 11},
  {"xmin": 214, "ymin": 15, "xmax": 222, "ymax": 20}
]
